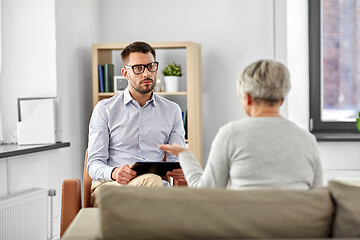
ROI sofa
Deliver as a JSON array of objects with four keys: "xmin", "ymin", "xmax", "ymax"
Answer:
[{"xmin": 62, "ymin": 180, "xmax": 360, "ymax": 240}]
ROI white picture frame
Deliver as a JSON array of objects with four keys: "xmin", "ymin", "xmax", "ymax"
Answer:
[{"xmin": 114, "ymin": 76, "xmax": 128, "ymax": 93}]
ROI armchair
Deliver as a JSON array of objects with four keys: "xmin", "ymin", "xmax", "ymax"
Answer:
[
  {"xmin": 60, "ymin": 150, "xmax": 186, "ymax": 237},
  {"xmin": 60, "ymin": 149, "xmax": 92, "ymax": 237}
]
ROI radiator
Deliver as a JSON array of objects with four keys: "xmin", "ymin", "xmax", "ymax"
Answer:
[{"xmin": 0, "ymin": 188, "xmax": 48, "ymax": 240}]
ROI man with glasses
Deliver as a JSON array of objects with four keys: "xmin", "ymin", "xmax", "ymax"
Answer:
[{"xmin": 87, "ymin": 41, "xmax": 187, "ymax": 204}]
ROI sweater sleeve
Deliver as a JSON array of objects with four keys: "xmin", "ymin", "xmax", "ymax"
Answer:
[
  {"xmin": 310, "ymin": 138, "xmax": 324, "ymax": 188},
  {"xmin": 179, "ymin": 126, "xmax": 230, "ymax": 188}
]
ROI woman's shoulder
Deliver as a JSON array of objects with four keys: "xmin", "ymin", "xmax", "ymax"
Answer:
[
  {"xmin": 219, "ymin": 118, "xmax": 254, "ymax": 133},
  {"xmin": 285, "ymin": 120, "xmax": 317, "ymax": 142},
  {"xmin": 269, "ymin": 118, "xmax": 318, "ymax": 145},
  {"xmin": 221, "ymin": 117, "xmax": 269, "ymax": 128},
  {"xmin": 221, "ymin": 117, "xmax": 315, "ymax": 138}
]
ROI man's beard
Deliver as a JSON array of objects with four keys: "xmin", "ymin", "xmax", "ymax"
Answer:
[{"xmin": 132, "ymin": 77, "xmax": 155, "ymax": 94}]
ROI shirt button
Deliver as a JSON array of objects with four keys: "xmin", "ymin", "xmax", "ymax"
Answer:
[
  {"xmin": 140, "ymin": 123, "xmax": 144, "ymax": 127},
  {"xmin": 140, "ymin": 140, "xmax": 143, "ymax": 143}
]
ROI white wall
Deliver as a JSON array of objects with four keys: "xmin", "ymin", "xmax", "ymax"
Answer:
[
  {"xmin": 52, "ymin": 1, "xmax": 98, "ymax": 235},
  {"xmin": 1, "ymin": 0, "xmax": 59, "ymax": 192},
  {"xmin": 1, "ymin": 0, "xmax": 57, "ymax": 142},
  {"xmin": 55, "ymin": 0, "xmax": 99, "ymax": 175},
  {"xmin": 0, "ymin": 0, "xmax": 2, "ymax": 142},
  {"xmin": 0, "ymin": 0, "xmax": 98, "ymax": 238}
]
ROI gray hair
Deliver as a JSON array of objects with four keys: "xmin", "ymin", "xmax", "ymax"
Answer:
[{"xmin": 237, "ymin": 60, "xmax": 291, "ymax": 104}]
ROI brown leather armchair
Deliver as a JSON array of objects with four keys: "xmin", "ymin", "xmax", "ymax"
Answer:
[
  {"xmin": 60, "ymin": 149, "xmax": 92, "ymax": 237},
  {"xmin": 60, "ymin": 150, "xmax": 187, "ymax": 237}
]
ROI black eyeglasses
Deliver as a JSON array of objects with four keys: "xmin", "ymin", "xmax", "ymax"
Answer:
[{"xmin": 124, "ymin": 61, "xmax": 159, "ymax": 74}]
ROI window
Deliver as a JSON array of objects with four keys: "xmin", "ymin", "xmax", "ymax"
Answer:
[{"xmin": 309, "ymin": 0, "xmax": 360, "ymax": 139}]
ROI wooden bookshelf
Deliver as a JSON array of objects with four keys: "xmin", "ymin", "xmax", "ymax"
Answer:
[{"xmin": 92, "ymin": 42, "xmax": 203, "ymax": 164}]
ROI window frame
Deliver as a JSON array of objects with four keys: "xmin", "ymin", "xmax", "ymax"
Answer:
[{"xmin": 309, "ymin": 0, "xmax": 360, "ymax": 138}]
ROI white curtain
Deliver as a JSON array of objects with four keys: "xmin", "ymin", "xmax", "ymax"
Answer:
[{"xmin": 0, "ymin": 0, "xmax": 3, "ymax": 142}]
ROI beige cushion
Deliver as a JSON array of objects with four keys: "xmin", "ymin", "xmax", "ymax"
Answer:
[
  {"xmin": 329, "ymin": 180, "xmax": 360, "ymax": 238},
  {"xmin": 62, "ymin": 208, "xmax": 101, "ymax": 240},
  {"xmin": 98, "ymin": 185, "xmax": 333, "ymax": 240}
]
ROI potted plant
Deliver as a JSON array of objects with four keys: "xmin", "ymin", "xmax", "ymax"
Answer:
[
  {"xmin": 357, "ymin": 112, "xmax": 360, "ymax": 132},
  {"xmin": 162, "ymin": 62, "xmax": 182, "ymax": 92}
]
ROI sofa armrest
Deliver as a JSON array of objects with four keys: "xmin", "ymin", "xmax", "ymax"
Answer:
[{"xmin": 60, "ymin": 178, "xmax": 82, "ymax": 237}]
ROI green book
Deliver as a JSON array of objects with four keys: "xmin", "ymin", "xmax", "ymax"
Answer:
[
  {"xmin": 104, "ymin": 64, "xmax": 110, "ymax": 92},
  {"xmin": 108, "ymin": 64, "xmax": 114, "ymax": 92},
  {"xmin": 183, "ymin": 109, "xmax": 188, "ymax": 139}
]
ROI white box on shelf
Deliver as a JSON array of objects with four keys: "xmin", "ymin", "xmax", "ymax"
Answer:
[
  {"xmin": 17, "ymin": 97, "xmax": 62, "ymax": 145},
  {"xmin": 114, "ymin": 76, "xmax": 128, "ymax": 93}
]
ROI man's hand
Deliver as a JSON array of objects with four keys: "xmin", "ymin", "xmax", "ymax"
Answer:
[
  {"xmin": 158, "ymin": 143, "xmax": 188, "ymax": 156},
  {"xmin": 112, "ymin": 164, "xmax": 137, "ymax": 184},
  {"xmin": 166, "ymin": 168, "xmax": 187, "ymax": 186}
]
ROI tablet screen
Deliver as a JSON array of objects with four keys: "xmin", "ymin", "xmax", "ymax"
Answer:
[{"xmin": 131, "ymin": 162, "xmax": 181, "ymax": 176}]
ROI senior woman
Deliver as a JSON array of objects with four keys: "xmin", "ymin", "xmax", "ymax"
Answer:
[{"xmin": 160, "ymin": 59, "xmax": 323, "ymax": 189}]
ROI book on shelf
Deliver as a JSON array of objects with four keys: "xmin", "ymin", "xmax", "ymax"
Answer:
[
  {"xmin": 108, "ymin": 64, "xmax": 114, "ymax": 92},
  {"xmin": 104, "ymin": 63, "xmax": 114, "ymax": 92},
  {"xmin": 98, "ymin": 65, "xmax": 105, "ymax": 93},
  {"xmin": 183, "ymin": 109, "xmax": 188, "ymax": 140}
]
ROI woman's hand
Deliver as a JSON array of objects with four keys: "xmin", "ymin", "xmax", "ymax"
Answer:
[
  {"xmin": 158, "ymin": 143, "xmax": 188, "ymax": 157},
  {"xmin": 159, "ymin": 143, "xmax": 189, "ymax": 186}
]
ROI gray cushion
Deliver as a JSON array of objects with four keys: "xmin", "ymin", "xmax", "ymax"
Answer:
[
  {"xmin": 330, "ymin": 180, "xmax": 360, "ymax": 238},
  {"xmin": 98, "ymin": 185, "xmax": 333, "ymax": 240}
]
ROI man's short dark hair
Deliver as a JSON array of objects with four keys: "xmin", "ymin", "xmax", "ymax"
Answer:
[{"xmin": 121, "ymin": 41, "xmax": 156, "ymax": 65}]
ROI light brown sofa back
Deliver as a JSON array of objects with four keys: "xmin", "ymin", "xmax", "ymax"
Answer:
[
  {"xmin": 329, "ymin": 180, "xmax": 360, "ymax": 238},
  {"xmin": 98, "ymin": 186, "xmax": 333, "ymax": 240}
]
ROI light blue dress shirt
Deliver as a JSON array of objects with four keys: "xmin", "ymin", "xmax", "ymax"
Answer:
[{"xmin": 87, "ymin": 88, "xmax": 186, "ymax": 182}]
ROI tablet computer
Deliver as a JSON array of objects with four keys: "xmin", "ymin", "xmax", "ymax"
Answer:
[{"xmin": 131, "ymin": 162, "xmax": 181, "ymax": 176}]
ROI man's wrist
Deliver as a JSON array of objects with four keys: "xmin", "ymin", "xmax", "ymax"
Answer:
[{"xmin": 110, "ymin": 167, "xmax": 117, "ymax": 181}]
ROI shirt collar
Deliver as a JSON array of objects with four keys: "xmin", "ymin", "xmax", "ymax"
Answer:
[
  {"xmin": 148, "ymin": 92, "xmax": 156, "ymax": 106},
  {"xmin": 123, "ymin": 87, "xmax": 157, "ymax": 107},
  {"xmin": 123, "ymin": 88, "xmax": 133, "ymax": 105}
]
